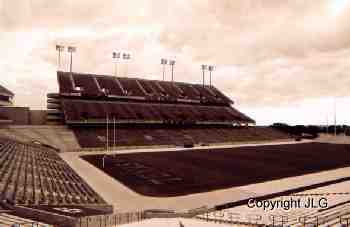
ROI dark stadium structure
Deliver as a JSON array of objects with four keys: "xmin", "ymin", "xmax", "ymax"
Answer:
[
  {"xmin": 0, "ymin": 71, "xmax": 295, "ymax": 226},
  {"xmin": 0, "ymin": 84, "xmax": 14, "ymax": 124},
  {"xmin": 0, "ymin": 137, "xmax": 113, "ymax": 226},
  {"xmin": 0, "ymin": 84, "xmax": 13, "ymax": 106},
  {"xmin": 73, "ymin": 125, "xmax": 290, "ymax": 148},
  {"xmin": 82, "ymin": 142, "xmax": 350, "ymax": 197},
  {"xmin": 48, "ymin": 71, "xmax": 292, "ymax": 148},
  {"xmin": 2, "ymin": 69, "xmax": 350, "ymax": 227},
  {"xmin": 53, "ymin": 71, "xmax": 254, "ymax": 125}
]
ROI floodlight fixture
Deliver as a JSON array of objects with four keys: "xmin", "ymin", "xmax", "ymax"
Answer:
[
  {"xmin": 122, "ymin": 53, "xmax": 131, "ymax": 60},
  {"xmin": 67, "ymin": 46, "xmax": 76, "ymax": 73},
  {"xmin": 169, "ymin": 60, "xmax": 176, "ymax": 82},
  {"xmin": 67, "ymin": 46, "xmax": 76, "ymax": 53},
  {"xmin": 112, "ymin": 51, "xmax": 131, "ymax": 76},
  {"xmin": 55, "ymin": 45, "xmax": 65, "ymax": 69},
  {"xmin": 201, "ymin": 64, "xmax": 207, "ymax": 87},
  {"xmin": 161, "ymin": 58, "xmax": 168, "ymax": 80},
  {"xmin": 56, "ymin": 45, "xmax": 65, "ymax": 51},
  {"xmin": 208, "ymin": 65, "xmax": 215, "ymax": 87},
  {"xmin": 113, "ymin": 52, "xmax": 121, "ymax": 59}
]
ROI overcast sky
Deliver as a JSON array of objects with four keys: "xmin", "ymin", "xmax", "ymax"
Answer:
[{"xmin": 1, "ymin": 0, "xmax": 350, "ymax": 125}]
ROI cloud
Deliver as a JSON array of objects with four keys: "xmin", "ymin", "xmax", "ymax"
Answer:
[{"xmin": 1, "ymin": 0, "xmax": 350, "ymax": 124}]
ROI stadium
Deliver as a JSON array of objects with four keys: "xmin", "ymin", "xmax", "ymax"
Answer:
[
  {"xmin": 0, "ymin": 62, "xmax": 350, "ymax": 227},
  {"xmin": 2, "ymin": 1, "xmax": 350, "ymax": 226}
]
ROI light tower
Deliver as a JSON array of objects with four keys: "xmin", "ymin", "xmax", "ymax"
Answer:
[
  {"xmin": 122, "ymin": 52, "xmax": 131, "ymax": 60},
  {"xmin": 169, "ymin": 60, "xmax": 176, "ymax": 82},
  {"xmin": 55, "ymin": 45, "xmax": 65, "ymax": 70},
  {"xmin": 208, "ymin": 65, "xmax": 215, "ymax": 87},
  {"xmin": 161, "ymin": 58, "xmax": 168, "ymax": 81},
  {"xmin": 122, "ymin": 52, "xmax": 131, "ymax": 76},
  {"xmin": 201, "ymin": 64, "xmax": 207, "ymax": 87},
  {"xmin": 112, "ymin": 52, "xmax": 120, "ymax": 76},
  {"xmin": 67, "ymin": 46, "xmax": 76, "ymax": 73}
]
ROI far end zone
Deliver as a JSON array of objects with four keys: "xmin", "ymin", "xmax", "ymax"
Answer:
[{"xmin": 81, "ymin": 142, "xmax": 350, "ymax": 197}]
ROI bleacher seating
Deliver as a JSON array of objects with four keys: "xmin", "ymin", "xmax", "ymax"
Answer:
[
  {"xmin": 96, "ymin": 76, "xmax": 124, "ymax": 96},
  {"xmin": 57, "ymin": 71, "xmax": 256, "ymax": 126},
  {"xmin": 73, "ymin": 126, "xmax": 290, "ymax": 148},
  {"xmin": 118, "ymin": 78, "xmax": 145, "ymax": 97},
  {"xmin": 61, "ymin": 99, "xmax": 251, "ymax": 124},
  {"xmin": 0, "ymin": 137, "xmax": 111, "ymax": 218},
  {"xmin": 73, "ymin": 74, "xmax": 102, "ymax": 97},
  {"xmin": 53, "ymin": 71, "xmax": 269, "ymax": 148},
  {"xmin": 57, "ymin": 73, "xmax": 79, "ymax": 95},
  {"xmin": 57, "ymin": 71, "xmax": 234, "ymax": 105}
]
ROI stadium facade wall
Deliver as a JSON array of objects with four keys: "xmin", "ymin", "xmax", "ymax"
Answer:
[
  {"xmin": 0, "ymin": 106, "xmax": 30, "ymax": 124},
  {"xmin": 29, "ymin": 110, "xmax": 47, "ymax": 125},
  {"xmin": 0, "ymin": 107, "xmax": 49, "ymax": 125}
]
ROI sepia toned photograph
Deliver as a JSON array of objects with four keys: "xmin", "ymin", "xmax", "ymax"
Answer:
[{"xmin": 1, "ymin": 1, "xmax": 350, "ymax": 226}]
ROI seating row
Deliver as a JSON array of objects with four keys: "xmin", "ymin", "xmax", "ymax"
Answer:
[
  {"xmin": 57, "ymin": 71, "xmax": 232, "ymax": 105},
  {"xmin": 0, "ymin": 138, "xmax": 106, "ymax": 206},
  {"xmin": 61, "ymin": 100, "xmax": 252, "ymax": 124}
]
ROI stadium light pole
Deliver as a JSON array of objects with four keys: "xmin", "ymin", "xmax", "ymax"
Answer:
[
  {"xmin": 161, "ymin": 58, "xmax": 168, "ymax": 81},
  {"xmin": 122, "ymin": 53, "xmax": 131, "ymax": 76},
  {"xmin": 208, "ymin": 65, "xmax": 214, "ymax": 87},
  {"xmin": 67, "ymin": 46, "xmax": 76, "ymax": 73},
  {"xmin": 55, "ymin": 45, "xmax": 65, "ymax": 70},
  {"xmin": 169, "ymin": 60, "xmax": 176, "ymax": 82},
  {"xmin": 201, "ymin": 65, "xmax": 207, "ymax": 87},
  {"xmin": 112, "ymin": 52, "xmax": 121, "ymax": 76}
]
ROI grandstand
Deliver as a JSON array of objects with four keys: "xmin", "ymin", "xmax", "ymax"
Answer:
[
  {"xmin": 50, "ymin": 71, "xmax": 291, "ymax": 149},
  {"xmin": 0, "ymin": 125, "xmax": 80, "ymax": 151},
  {"xmin": 73, "ymin": 125, "xmax": 290, "ymax": 148},
  {"xmin": 54, "ymin": 71, "xmax": 253, "ymax": 124},
  {"xmin": 0, "ymin": 136, "xmax": 112, "ymax": 226}
]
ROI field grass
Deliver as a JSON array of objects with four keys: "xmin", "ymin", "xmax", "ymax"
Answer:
[{"xmin": 82, "ymin": 142, "xmax": 350, "ymax": 197}]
